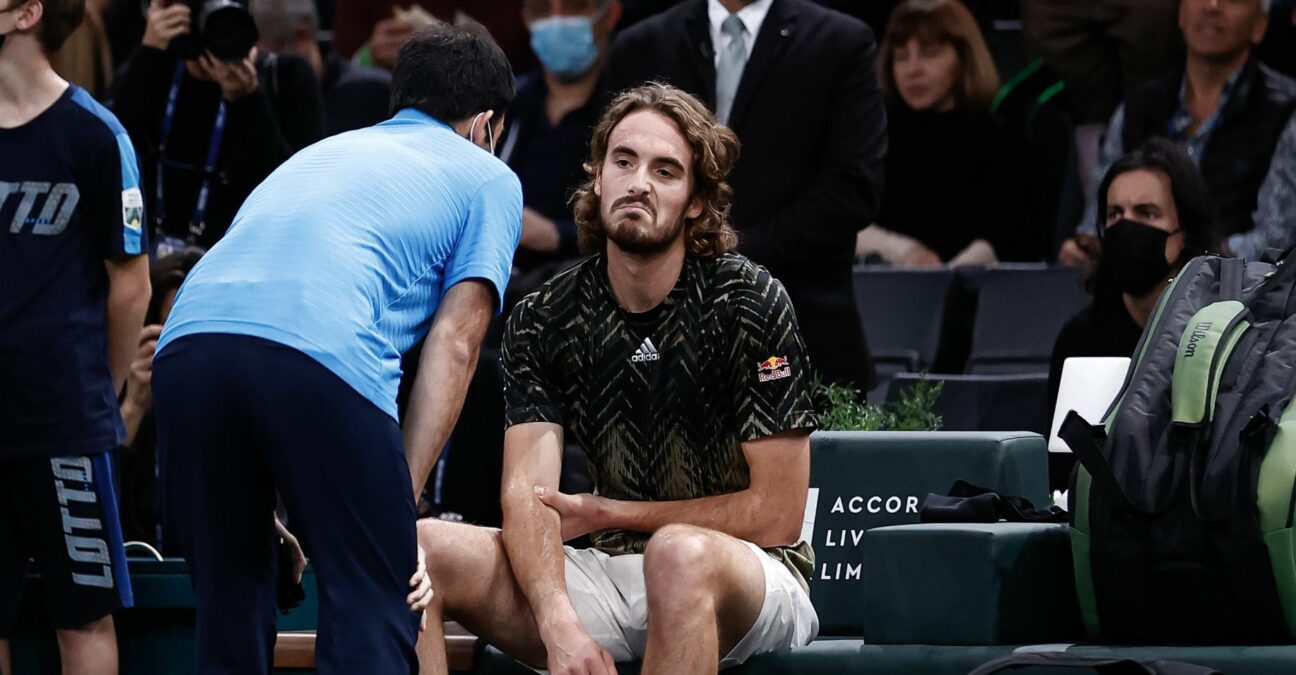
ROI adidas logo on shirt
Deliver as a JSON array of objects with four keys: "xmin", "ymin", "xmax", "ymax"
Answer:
[{"xmin": 630, "ymin": 337, "xmax": 660, "ymax": 363}]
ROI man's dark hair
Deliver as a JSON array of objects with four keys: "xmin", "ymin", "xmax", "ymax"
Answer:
[
  {"xmin": 1096, "ymin": 137, "xmax": 1221, "ymax": 269},
  {"xmin": 19, "ymin": 0, "xmax": 85, "ymax": 53},
  {"xmin": 388, "ymin": 21, "xmax": 514, "ymax": 124}
]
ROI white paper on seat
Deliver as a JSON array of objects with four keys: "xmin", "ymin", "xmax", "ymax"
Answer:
[{"xmin": 1048, "ymin": 357, "xmax": 1131, "ymax": 453}]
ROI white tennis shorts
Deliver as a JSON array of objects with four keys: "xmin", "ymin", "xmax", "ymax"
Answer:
[{"xmin": 561, "ymin": 541, "xmax": 819, "ymax": 668}]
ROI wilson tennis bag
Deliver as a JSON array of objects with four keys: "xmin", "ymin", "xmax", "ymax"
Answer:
[{"xmin": 1060, "ymin": 253, "xmax": 1296, "ymax": 644}]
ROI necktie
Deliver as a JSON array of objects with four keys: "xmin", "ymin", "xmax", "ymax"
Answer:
[{"xmin": 715, "ymin": 14, "xmax": 747, "ymax": 125}]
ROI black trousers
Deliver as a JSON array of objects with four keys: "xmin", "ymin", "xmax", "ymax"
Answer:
[{"xmin": 154, "ymin": 334, "xmax": 418, "ymax": 675}]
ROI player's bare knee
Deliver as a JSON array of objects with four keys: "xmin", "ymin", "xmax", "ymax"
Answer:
[{"xmin": 644, "ymin": 524, "xmax": 716, "ymax": 596}]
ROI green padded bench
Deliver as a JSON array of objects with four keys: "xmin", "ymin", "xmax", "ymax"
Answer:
[
  {"xmin": 863, "ymin": 523, "xmax": 1080, "ymax": 646},
  {"xmin": 807, "ymin": 431, "xmax": 1049, "ymax": 636}
]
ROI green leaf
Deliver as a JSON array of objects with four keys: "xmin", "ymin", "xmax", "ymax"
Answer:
[{"xmin": 811, "ymin": 373, "xmax": 943, "ymax": 432}]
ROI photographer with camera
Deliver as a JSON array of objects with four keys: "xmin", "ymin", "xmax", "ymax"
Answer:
[{"xmin": 110, "ymin": 0, "xmax": 323, "ymax": 253}]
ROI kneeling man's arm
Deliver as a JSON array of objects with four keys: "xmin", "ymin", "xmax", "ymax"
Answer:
[
  {"xmin": 538, "ymin": 430, "xmax": 810, "ymax": 548},
  {"xmin": 404, "ymin": 280, "xmax": 495, "ymax": 501},
  {"xmin": 503, "ymin": 422, "xmax": 617, "ymax": 674}
]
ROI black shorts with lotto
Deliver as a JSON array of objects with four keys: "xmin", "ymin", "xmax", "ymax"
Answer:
[
  {"xmin": 153, "ymin": 333, "xmax": 419, "ymax": 675},
  {"xmin": 0, "ymin": 451, "xmax": 134, "ymax": 636}
]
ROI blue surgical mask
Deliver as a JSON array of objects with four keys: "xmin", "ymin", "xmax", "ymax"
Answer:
[{"xmin": 529, "ymin": 15, "xmax": 599, "ymax": 80}]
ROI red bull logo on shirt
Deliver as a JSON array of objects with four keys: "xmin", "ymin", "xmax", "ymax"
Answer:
[{"xmin": 756, "ymin": 355, "xmax": 791, "ymax": 382}]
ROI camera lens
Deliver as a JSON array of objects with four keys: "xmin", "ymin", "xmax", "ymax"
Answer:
[{"xmin": 199, "ymin": 0, "xmax": 259, "ymax": 62}]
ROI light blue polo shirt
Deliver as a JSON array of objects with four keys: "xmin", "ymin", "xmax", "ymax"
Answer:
[{"xmin": 158, "ymin": 108, "xmax": 522, "ymax": 421}]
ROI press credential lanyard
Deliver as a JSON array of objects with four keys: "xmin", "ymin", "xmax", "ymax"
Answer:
[{"xmin": 157, "ymin": 62, "xmax": 227, "ymax": 243}]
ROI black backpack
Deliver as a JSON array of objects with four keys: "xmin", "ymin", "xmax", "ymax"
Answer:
[{"xmin": 1061, "ymin": 253, "xmax": 1296, "ymax": 644}]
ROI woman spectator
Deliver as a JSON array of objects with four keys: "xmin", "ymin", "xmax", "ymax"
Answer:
[
  {"xmin": 1047, "ymin": 139, "xmax": 1221, "ymax": 485},
  {"xmin": 857, "ymin": 0, "xmax": 1029, "ymax": 266}
]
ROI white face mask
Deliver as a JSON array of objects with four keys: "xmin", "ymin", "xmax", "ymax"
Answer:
[{"xmin": 467, "ymin": 112, "xmax": 496, "ymax": 155}]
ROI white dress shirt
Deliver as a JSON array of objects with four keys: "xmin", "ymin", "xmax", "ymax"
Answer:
[{"xmin": 707, "ymin": 0, "xmax": 774, "ymax": 66}]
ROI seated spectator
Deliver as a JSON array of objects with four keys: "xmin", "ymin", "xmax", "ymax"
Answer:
[
  {"xmin": 110, "ymin": 0, "xmax": 325, "ymax": 252},
  {"xmin": 1060, "ymin": 0, "xmax": 1296, "ymax": 266},
  {"xmin": 251, "ymin": 0, "xmax": 392, "ymax": 135},
  {"xmin": 856, "ymin": 0, "xmax": 1030, "ymax": 267},
  {"xmin": 504, "ymin": 0, "xmax": 620, "ymax": 277},
  {"xmin": 1049, "ymin": 138, "xmax": 1222, "ymax": 418},
  {"xmin": 118, "ymin": 248, "xmax": 205, "ymax": 549},
  {"xmin": 332, "ymin": 0, "xmax": 534, "ymax": 73}
]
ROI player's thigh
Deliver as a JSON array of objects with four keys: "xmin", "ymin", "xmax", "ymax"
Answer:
[{"xmin": 419, "ymin": 520, "xmax": 547, "ymax": 665}]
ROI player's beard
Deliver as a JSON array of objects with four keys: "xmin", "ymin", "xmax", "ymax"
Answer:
[{"xmin": 603, "ymin": 200, "xmax": 685, "ymax": 256}]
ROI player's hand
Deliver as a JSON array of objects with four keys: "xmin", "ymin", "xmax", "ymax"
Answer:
[
  {"xmin": 125, "ymin": 324, "xmax": 163, "ymax": 411},
  {"xmin": 521, "ymin": 208, "xmax": 561, "ymax": 253},
  {"xmin": 408, "ymin": 544, "xmax": 434, "ymax": 631},
  {"xmin": 142, "ymin": 0, "xmax": 192, "ymax": 51},
  {"xmin": 370, "ymin": 16, "xmax": 415, "ymax": 70},
  {"xmin": 534, "ymin": 487, "xmax": 606, "ymax": 542},
  {"xmin": 544, "ymin": 621, "xmax": 617, "ymax": 675},
  {"xmin": 200, "ymin": 51, "xmax": 259, "ymax": 101}
]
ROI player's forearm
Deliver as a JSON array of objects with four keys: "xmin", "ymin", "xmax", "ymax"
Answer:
[
  {"xmin": 602, "ymin": 489, "xmax": 801, "ymax": 548},
  {"xmin": 402, "ymin": 330, "xmax": 479, "ymax": 500},
  {"xmin": 501, "ymin": 485, "xmax": 583, "ymax": 640},
  {"xmin": 104, "ymin": 264, "xmax": 150, "ymax": 396}
]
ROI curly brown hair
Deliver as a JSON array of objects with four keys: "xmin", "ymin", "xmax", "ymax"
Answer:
[{"xmin": 573, "ymin": 82, "xmax": 741, "ymax": 257}]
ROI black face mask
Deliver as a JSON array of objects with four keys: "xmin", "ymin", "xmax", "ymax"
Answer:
[{"xmin": 1103, "ymin": 218, "xmax": 1177, "ymax": 296}]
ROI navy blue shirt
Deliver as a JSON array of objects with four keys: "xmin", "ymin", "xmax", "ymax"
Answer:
[
  {"xmin": 502, "ymin": 72, "xmax": 605, "ymax": 268},
  {"xmin": 1, "ymin": 85, "xmax": 147, "ymax": 460}
]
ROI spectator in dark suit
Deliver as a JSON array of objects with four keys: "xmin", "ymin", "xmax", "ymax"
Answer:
[
  {"xmin": 252, "ymin": 0, "xmax": 392, "ymax": 135},
  {"xmin": 608, "ymin": 0, "xmax": 886, "ymax": 391}
]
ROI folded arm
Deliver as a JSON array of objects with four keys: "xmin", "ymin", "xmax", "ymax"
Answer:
[{"xmin": 538, "ymin": 430, "xmax": 811, "ymax": 548}]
